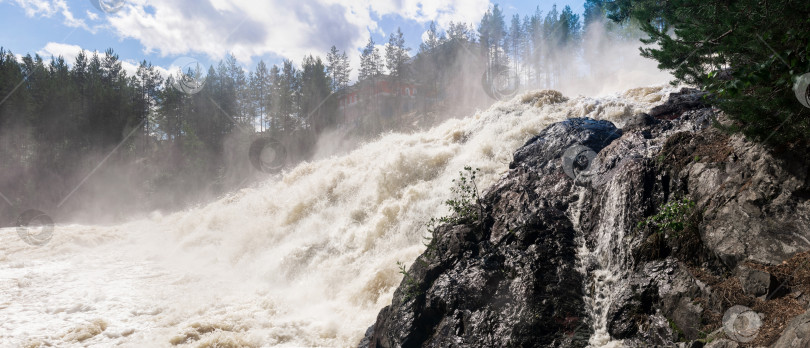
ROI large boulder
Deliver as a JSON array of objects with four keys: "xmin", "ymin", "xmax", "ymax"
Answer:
[{"xmin": 362, "ymin": 118, "xmax": 623, "ymax": 348}]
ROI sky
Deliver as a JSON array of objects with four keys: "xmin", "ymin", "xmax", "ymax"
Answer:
[{"xmin": 0, "ymin": 0, "xmax": 584, "ymax": 80}]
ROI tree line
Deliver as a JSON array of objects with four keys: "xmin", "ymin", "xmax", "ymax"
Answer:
[{"xmin": 0, "ymin": 2, "xmax": 635, "ymax": 225}]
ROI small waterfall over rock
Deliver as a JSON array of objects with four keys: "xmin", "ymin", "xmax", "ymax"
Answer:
[{"xmin": 576, "ymin": 177, "xmax": 633, "ymax": 347}]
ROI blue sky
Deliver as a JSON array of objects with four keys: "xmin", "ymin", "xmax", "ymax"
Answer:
[{"xmin": 0, "ymin": 0, "xmax": 584, "ymax": 79}]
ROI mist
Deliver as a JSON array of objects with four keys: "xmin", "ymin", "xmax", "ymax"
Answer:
[
  {"xmin": 305, "ymin": 18, "xmax": 671, "ymax": 171},
  {"xmin": 0, "ymin": 9, "xmax": 676, "ymax": 347}
]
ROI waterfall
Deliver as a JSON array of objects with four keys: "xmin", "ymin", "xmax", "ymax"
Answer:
[
  {"xmin": 0, "ymin": 86, "xmax": 670, "ymax": 347},
  {"xmin": 574, "ymin": 161, "xmax": 634, "ymax": 347}
]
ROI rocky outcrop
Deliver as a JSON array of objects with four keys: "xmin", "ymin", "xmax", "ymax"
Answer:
[
  {"xmin": 361, "ymin": 89, "xmax": 810, "ymax": 347},
  {"xmin": 685, "ymin": 133, "xmax": 810, "ymax": 269},
  {"xmin": 364, "ymin": 119, "xmax": 622, "ymax": 347}
]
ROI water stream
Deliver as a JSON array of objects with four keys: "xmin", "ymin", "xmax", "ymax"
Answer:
[{"xmin": 0, "ymin": 86, "xmax": 670, "ymax": 347}]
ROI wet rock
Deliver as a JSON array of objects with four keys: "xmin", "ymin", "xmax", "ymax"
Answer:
[
  {"xmin": 357, "ymin": 325, "xmax": 374, "ymax": 348},
  {"xmin": 649, "ymin": 88, "xmax": 709, "ymax": 120},
  {"xmin": 510, "ymin": 118, "xmax": 622, "ymax": 170},
  {"xmin": 678, "ymin": 342, "xmax": 706, "ymax": 348},
  {"xmin": 622, "ymin": 113, "xmax": 658, "ymax": 132},
  {"xmin": 606, "ymin": 261, "xmax": 675, "ymax": 339},
  {"xmin": 607, "ymin": 259, "xmax": 713, "ymax": 342},
  {"xmin": 633, "ymin": 313, "xmax": 681, "ymax": 346},
  {"xmin": 671, "ymin": 297, "xmax": 703, "ymax": 340},
  {"xmin": 364, "ymin": 118, "xmax": 625, "ymax": 348},
  {"xmin": 361, "ymin": 90, "xmax": 810, "ymax": 347}
]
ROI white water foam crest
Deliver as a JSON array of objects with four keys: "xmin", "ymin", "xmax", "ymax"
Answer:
[{"xmin": 0, "ymin": 86, "xmax": 673, "ymax": 347}]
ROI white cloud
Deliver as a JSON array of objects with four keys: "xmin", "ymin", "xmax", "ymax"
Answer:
[
  {"xmin": 4, "ymin": 0, "xmax": 89, "ymax": 29},
  {"xmin": 37, "ymin": 42, "xmax": 82, "ymax": 61},
  {"xmin": 2, "ymin": 0, "xmax": 57, "ymax": 17},
  {"xmin": 86, "ymin": 10, "xmax": 99, "ymax": 21},
  {"xmin": 37, "ymin": 42, "xmax": 170, "ymax": 78},
  {"xmin": 105, "ymin": 0, "xmax": 489, "ymax": 65},
  {"xmin": 7, "ymin": 0, "xmax": 491, "ymax": 81},
  {"xmin": 351, "ymin": 0, "xmax": 490, "ymax": 29}
]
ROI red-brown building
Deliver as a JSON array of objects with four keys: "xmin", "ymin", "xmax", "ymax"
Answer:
[{"xmin": 338, "ymin": 76, "xmax": 420, "ymax": 127}]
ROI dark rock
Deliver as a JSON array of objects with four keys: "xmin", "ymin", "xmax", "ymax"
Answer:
[
  {"xmin": 649, "ymin": 88, "xmax": 709, "ymax": 120},
  {"xmin": 365, "ymin": 118, "xmax": 625, "ymax": 348},
  {"xmin": 632, "ymin": 313, "xmax": 680, "ymax": 346},
  {"xmin": 357, "ymin": 325, "xmax": 374, "ymax": 348},
  {"xmin": 735, "ymin": 265, "xmax": 777, "ymax": 297},
  {"xmin": 714, "ymin": 68, "xmax": 735, "ymax": 82},
  {"xmin": 607, "ymin": 260, "xmax": 713, "ymax": 342},
  {"xmin": 606, "ymin": 261, "xmax": 674, "ymax": 339},
  {"xmin": 510, "ymin": 118, "xmax": 621, "ymax": 170},
  {"xmin": 671, "ymin": 297, "xmax": 703, "ymax": 340},
  {"xmin": 622, "ymin": 113, "xmax": 658, "ymax": 132}
]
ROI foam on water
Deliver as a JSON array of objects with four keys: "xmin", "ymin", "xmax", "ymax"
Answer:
[{"xmin": 0, "ymin": 86, "xmax": 672, "ymax": 347}]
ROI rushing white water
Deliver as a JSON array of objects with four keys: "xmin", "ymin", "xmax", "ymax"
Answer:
[
  {"xmin": 0, "ymin": 86, "xmax": 672, "ymax": 347},
  {"xmin": 575, "ymin": 177, "xmax": 633, "ymax": 348}
]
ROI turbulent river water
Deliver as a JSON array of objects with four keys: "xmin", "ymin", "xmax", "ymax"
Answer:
[{"xmin": 0, "ymin": 86, "xmax": 674, "ymax": 347}]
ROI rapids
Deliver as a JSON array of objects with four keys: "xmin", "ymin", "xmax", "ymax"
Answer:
[{"xmin": 0, "ymin": 86, "xmax": 673, "ymax": 347}]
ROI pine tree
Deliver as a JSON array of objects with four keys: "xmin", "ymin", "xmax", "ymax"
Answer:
[
  {"xmin": 386, "ymin": 27, "xmax": 411, "ymax": 119},
  {"xmin": 508, "ymin": 14, "xmax": 524, "ymax": 76},
  {"xmin": 268, "ymin": 64, "xmax": 282, "ymax": 135},
  {"xmin": 584, "ymin": 0, "xmax": 606, "ymax": 30},
  {"xmin": 542, "ymin": 5, "xmax": 561, "ymax": 87},
  {"xmin": 479, "ymin": 5, "xmax": 507, "ymax": 68},
  {"xmin": 327, "ymin": 46, "xmax": 351, "ymax": 92},
  {"xmin": 339, "ymin": 52, "xmax": 350, "ymax": 90},
  {"xmin": 447, "ymin": 22, "xmax": 473, "ymax": 43},
  {"xmin": 419, "ymin": 21, "xmax": 442, "ymax": 54},
  {"xmin": 301, "ymin": 55, "xmax": 334, "ymax": 133},
  {"xmin": 609, "ymin": 0, "xmax": 810, "ymax": 145},
  {"xmin": 359, "ymin": 36, "xmax": 383, "ymax": 81},
  {"xmin": 359, "ymin": 36, "xmax": 384, "ymax": 132},
  {"xmin": 135, "ymin": 60, "xmax": 162, "ymax": 147},
  {"xmin": 251, "ymin": 60, "xmax": 271, "ymax": 132},
  {"xmin": 327, "ymin": 46, "xmax": 341, "ymax": 91},
  {"xmin": 277, "ymin": 59, "xmax": 300, "ymax": 133},
  {"xmin": 559, "ymin": 6, "xmax": 582, "ymax": 46},
  {"xmin": 526, "ymin": 9, "xmax": 543, "ymax": 85},
  {"xmin": 224, "ymin": 54, "xmax": 249, "ymax": 126}
]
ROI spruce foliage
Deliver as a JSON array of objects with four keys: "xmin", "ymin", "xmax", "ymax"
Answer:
[{"xmin": 606, "ymin": 0, "xmax": 810, "ymax": 145}]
